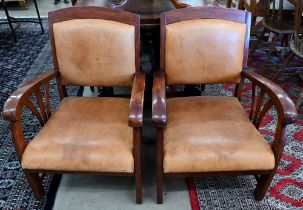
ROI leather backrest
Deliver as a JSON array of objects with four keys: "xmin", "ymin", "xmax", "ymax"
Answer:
[
  {"xmin": 53, "ymin": 19, "xmax": 136, "ymax": 86},
  {"xmin": 165, "ymin": 19, "xmax": 246, "ymax": 85}
]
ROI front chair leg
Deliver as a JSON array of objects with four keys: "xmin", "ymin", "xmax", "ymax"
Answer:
[
  {"xmin": 157, "ymin": 128, "xmax": 164, "ymax": 204},
  {"xmin": 24, "ymin": 170, "xmax": 45, "ymax": 198},
  {"xmin": 134, "ymin": 128, "xmax": 142, "ymax": 204},
  {"xmin": 253, "ymin": 172, "xmax": 275, "ymax": 201},
  {"xmin": 157, "ymin": 166, "xmax": 163, "ymax": 204},
  {"xmin": 135, "ymin": 170, "xmax": 142, "ymax": 203}
]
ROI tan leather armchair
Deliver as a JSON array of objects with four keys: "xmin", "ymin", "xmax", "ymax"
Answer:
[
  {"xmin": 153, "ymin": 6, "xmax": 297, "ymax": 204},
  {"xmin": 3, "ymin": 7, "xmax": 145, "ymax": 204}
]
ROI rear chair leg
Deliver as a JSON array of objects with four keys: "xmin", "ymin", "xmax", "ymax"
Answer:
[
  {"xmin": 251, "ymin": 28, "xmax": 266, "ymax": 56},
  {"xmin": 24, "ymin": 170, "xmax": 45, "ymax": 198},
  {"xmin": 254, "ymin": 173, "xmax": 275, "ymax": 201}
]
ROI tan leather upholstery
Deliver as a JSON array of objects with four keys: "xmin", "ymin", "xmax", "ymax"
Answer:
[
  {"xmin": 22, "ymin": 97, "xmax": 134, "ymax": 173},
  {"xmin": 165, "ymin": 19, "xmax": 246, "ymax": 85},
  {"xmin": 53, "ymin": 19, "xmax": 136, "ymax": 86},
  {"xmin": 164, "ymin": 96, "xmax": 275, "ymax": 173}
]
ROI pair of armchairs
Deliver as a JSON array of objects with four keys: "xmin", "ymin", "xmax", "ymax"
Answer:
[{"xmin": 3, "ymin": 6, "xmax": 297, "ymax": 204}]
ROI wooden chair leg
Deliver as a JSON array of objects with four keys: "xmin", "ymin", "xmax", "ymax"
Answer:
[
  {"xmin": 170, "ymin": 85, "xmax": 177, "ymax": 95},
  {"xmin": 253, "ymin": 173, "xmax": 275, "ymax": 201},
  {"xmin": 157, "ymin": 167, "xmax": 163, "ymax": 204},
  {"xmin": 201, "ymin": 84, "xmax": 205, "ymax": 91},
  {"xmin": 273, "ymin": 52, "xmax": 294, "ymax": 81},
  {"xmin": 263, "ymin": 34, "xmax": 279, "ymax": 68},
  {"xmin": 135, "ymin": 168, "xmax": 142, "ymax": 204},
  {"xmin": 134, "ymin": 128, "xmax": 142, "ymax": 204},
  {"xmin": 77, "ymin": 86, "xmax": 84, "ymax": 96},
  {"xmin": 251, "ymin": 15, "xmax": 257, "ymax": 31},
  {"xmin": 251, "ymin": 28, "xmax": 266, "ymax": 56},
  {"xmin": 24, "ymin": 170, "xmax": 45, "ymax": 198},
  {"xmin": 33, "ymin": 0, "xmax": 44, "ymax": 34},
  {"xmin": 2, "ymin": 0, "xmax": 17, "ymax": 42},
  {"xmin": 226, "ymin": 0, "xmax": 232, "ymax": 8},
  {"xmin": 157, "ymin": 128, "xmax": 164, "ymax": 204}
]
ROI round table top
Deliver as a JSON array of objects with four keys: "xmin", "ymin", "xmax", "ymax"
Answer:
[{"xmin": 75, "ymin": 0, "xmax": 217, "ymax": 29}]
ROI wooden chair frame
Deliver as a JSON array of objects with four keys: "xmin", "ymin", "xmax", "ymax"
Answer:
[
  {"xmin": 152, "ymin": 6, "xmax": 297, "ymax": 204},
  {"xmin": 3, "ymin": 7, "xmax": 145, "ymax": 204}
]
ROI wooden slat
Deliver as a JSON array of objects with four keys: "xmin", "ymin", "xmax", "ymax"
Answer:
[
  {"xmin": 25, "ymin": 100, "xmax": 44, "ymax": 126},
  {"xmin": 45, "ymin": 82, "xmax": 51, "ymax": 118},
  {"xmin": 252, "ymin": 89, "xmax": 265, "ymax": 125},
  {"xmin": 255, "ymin": 99, "xmax": 273, "ymax": 129},
  {"xmin": 249, "ymin": 83, "xmax": 256, "ymax": 120},
  {"xmin": 35, "ymin": 89, "xmax": 47, "ymax": 123}
]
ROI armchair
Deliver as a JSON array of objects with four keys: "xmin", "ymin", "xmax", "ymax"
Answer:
[
  {"xmin": 3, "ymin": 7, "xmax": 145, "ymax": 204},
  {"xmin": 153, "ymin": 6, "xmax": 297, "ymax": 204}
]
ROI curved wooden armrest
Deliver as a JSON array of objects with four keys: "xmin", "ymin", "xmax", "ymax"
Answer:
[
  {"xmin": 3, "ymin": 70, "xmax": 57, "ymax": 122},
  {"xmin": 152, "ymin": 71, "xmax": 167, "ymax": 128},
  {"xmin": 241, "ymin": 70, "xmax": 297, "ymax": 124},
  {"xmin": 129, "ymin": 73, "xmax": 146, "ymax": 128}
]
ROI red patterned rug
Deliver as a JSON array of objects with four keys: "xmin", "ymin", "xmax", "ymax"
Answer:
[{"xmin": 188, "ymin": 45, "xmax": 303, "ymax": 209}]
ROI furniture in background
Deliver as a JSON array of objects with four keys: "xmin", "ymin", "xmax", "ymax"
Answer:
[
  {"xmin": 250, "ymin": 0, "xmax": 295, "ymax": 70},
  {"xmin": 1, "ymin": 0, "xmax": 20, "ymax": 41},
  {"xmin": 234, "ymin": 0, "xmax": 267, "ymax": 27},
  {"xmin": 3, "ymin": 7, "xmax": 145, "ymax": 203},
  {"xmin": 234, "ymin": 0, "xmax": 294, "ymax": 30},
  {"xmin": 0, "ymin": 0, "xmax": 44, "ymax": 41},
  {"xmin": 152, "ymin": 6, "xmax": 297, "ymax": 204},
  {"xmin": 278, "ymin": 0, "xmax": 303, "ymax": 108}
]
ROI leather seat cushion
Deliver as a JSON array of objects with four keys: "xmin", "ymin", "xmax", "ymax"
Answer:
[
  {"xmin": 164, "ymin": 96, "xmax": 275, "ymax": 173},
  {"xmin": 22, "ymin": 97, "xmax": 134, "ymax": 173}
]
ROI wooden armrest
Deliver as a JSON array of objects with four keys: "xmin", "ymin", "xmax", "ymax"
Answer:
[
  {"xmin": 241, "ymin": 70, "xmax": 297, "ymax": 124},
  {"xmin": 3, "ymin": 70, "xmax": 57, "ymax": 122},
  {"xmin": 129, "ymin": 72, "xmax": 146, "ymax": 128},
  {"xmin": 152, "ymin": 71, "xmax": 167, "ymax": 128}
]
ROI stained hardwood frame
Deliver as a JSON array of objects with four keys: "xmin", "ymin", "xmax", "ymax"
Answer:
[
  {"xmin": 3, "ymin": 7, "xmax": 144, "ymax": 204},
  {"xmin": 153, "ymin": 6, "xmax": 297, "ymax": 204}
]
